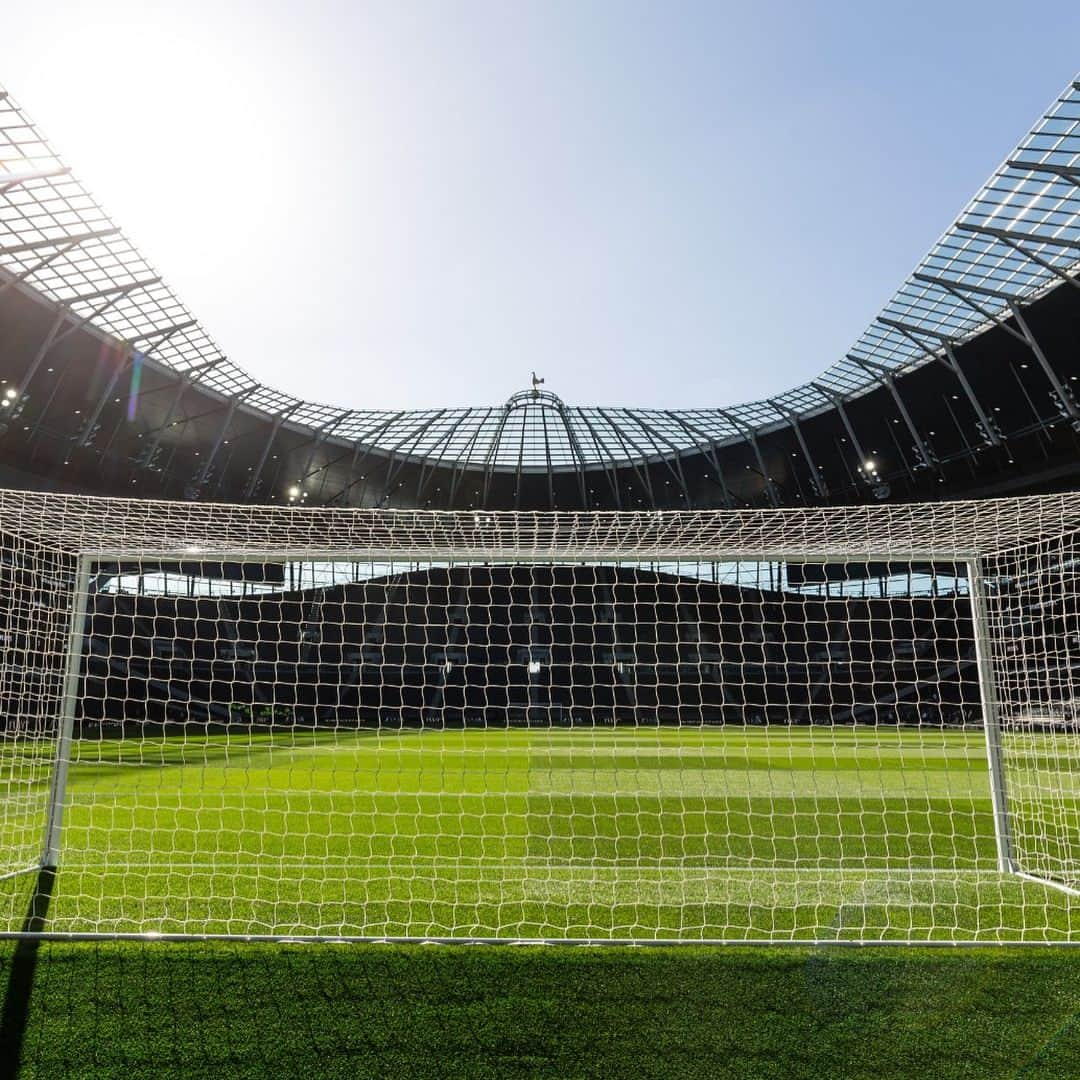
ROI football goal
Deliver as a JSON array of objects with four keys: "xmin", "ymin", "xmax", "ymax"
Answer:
[{"xmin": 1, "ymin": 488, "xmax": 1079, "ymax": 943}]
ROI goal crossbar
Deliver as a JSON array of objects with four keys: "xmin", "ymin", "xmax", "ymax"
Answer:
[{"xmin": 0, "ymin": 487, "xmax": 1077, "ymax": 562}]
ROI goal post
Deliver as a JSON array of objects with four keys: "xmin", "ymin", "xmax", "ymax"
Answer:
[
  {"xmin": 40, "ymin": 553, "xmax": 92, "ymax": 871},
  {"xmin": 0, "ymin": 524, "xmax": 78, "ymax": 965},
  {"xmin": 2, "ymin": 488, "xmax": 1080, "ymax": 942},
  {"xmin": 975, "ymin": 530, "xmax": 1080, "ymax": 900},
  {"xmin": 967, "ymin": 556, "xmax": 1016, "ymax": 876}
]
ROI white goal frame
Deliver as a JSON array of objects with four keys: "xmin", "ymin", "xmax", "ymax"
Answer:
[{"xmin": 1, "ymin": 488, "xmax": 1079, "ymax": 943}]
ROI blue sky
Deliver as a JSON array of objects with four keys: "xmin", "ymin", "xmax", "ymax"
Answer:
[{"xmin": 2, "ymin": 2, "xmax": 1079, "ymax": 411}]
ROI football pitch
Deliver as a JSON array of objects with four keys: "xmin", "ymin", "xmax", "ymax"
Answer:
[{"xmin": 3, "ymin": 725, "xmax": 1077, "ymax": 942}]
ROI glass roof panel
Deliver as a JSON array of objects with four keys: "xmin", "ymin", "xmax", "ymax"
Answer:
[{"xmin": 1, "ymin": 76, "xmax": 1079, "ymax": 472}]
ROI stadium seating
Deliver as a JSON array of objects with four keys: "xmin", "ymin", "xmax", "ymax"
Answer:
[{"xmin": 77, "ymin": 565, "xmax": 979, "ymax": 731}]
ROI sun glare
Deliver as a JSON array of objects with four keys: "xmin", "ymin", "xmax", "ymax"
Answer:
[{"xmin": 1, "ymin": 5, "xmax": 308, "ymax": 301}]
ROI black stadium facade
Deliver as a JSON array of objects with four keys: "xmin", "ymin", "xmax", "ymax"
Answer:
[{"xmin": 0, "ymin": 77, "xmax": 1077, "ymax": 734}]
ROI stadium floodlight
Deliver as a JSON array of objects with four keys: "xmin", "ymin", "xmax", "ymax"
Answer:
[{"xmin": 1, "ymin": 488, "xmax": 1080, "ymax": 943}]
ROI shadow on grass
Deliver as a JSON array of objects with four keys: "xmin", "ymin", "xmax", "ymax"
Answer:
[
  {"xmin": 0, "ymin": 940, "xmax": 1079, "ymax": 1078},
  {"xmin": 0, "ymin": 868, "xmax": 54, "ymax": 1079}
]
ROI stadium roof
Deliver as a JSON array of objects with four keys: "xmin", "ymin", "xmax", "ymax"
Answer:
[{"xmin": 1, "ymin": 76, "xmax": 1079, "ymax": 473}]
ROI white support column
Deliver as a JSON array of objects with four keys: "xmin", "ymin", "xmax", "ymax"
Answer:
[
  {"xmin": 41, "ymin": 554, "xmax": 93, "ymax": 869},
  {"xmin": 967, "ymin": 557, "xmax": 1015, "ymax": 874}
]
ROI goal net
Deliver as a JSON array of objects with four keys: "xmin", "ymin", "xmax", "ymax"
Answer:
[{"xmin": 1, "ymin": 489, "xmax": 1079, "ymax": 943}]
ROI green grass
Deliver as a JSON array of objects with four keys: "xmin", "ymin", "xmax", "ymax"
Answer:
[
  {"xmin": 2, "ymin": 725, "xmax": 1079, "ymax": 940},
  {"xmin": 4, "ymin": 942, "xmax": 1080, "ymax": 1078},
  {"xmin": 3, "ymin": 727, "xmax": 1080, "ymax": 1076}
]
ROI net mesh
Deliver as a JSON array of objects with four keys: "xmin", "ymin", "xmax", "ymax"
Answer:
[
  {"xmin": 985, "ymin": 535, "xmax": 1080, "ymax": 895},
  {"xmin": 0, "ymin": 488, "xmax": 1077, "ymax": 941},
  {"xmin": 0, "ymin": 536, "xmax": 74, "ymax": 883}
]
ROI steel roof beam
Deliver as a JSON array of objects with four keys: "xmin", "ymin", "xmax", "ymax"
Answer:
[
  {"xmin": 875, "ymin": 316, "xmax": 952, "ymax": 343},
  {"xmin": 595, "ymin": 409, "xmax": 657, "ymax": 506},
  {"xmin": 949, "ymin": 223, "xmax": 1080, "ymax": 253},
  {"xmin": 913, "ymin": 271, "xmax": 1023, "ymax": 304},
  {"xmin": 243, "ymin": 403, "xmax": 303, "ymax": 500},
  {"xmin": 138, "ymin": 357, "xmax": 226, "ymax": 465},
  {"xmin": 914, "ymin": 273, "xmax": 1031, "ymax": 347},
  {"xmin": 511, "ymin": 411, "xmax": 527, "ymax": 510},
  {"xmin": 131, "ymin": 319, "xmax": 197, "ymax": 345},
  {"xmin": 810, "ymin": 381, "xmax": 869, "ymax": 481},
  {"xmin": 96, "ymin": 336, "xmax": 202, "ymax": 465},
  {"xmin": 575, "ymin": 410, "xmax": 625, "ymax": 509},
  {"xmin": 622, "ymin": 413, "xmax": 687, "ymax": 489},
  {"xmin": 539, "ymin": 408, "xmax": 556, "ymax": 508},
  {"xmin": 413, "ymin": 410, "xmax": 475, "ymax": 506},
  {"xmin": 878, "ymin": 317, "xmax": 1002, "ymax": 447},
  {"xmin": 391, "ymin": 411, "xmax": 450, "ymax": 476},
  {"xmin": 848, "ymin": 355, "xmax": 936, "ymax": 471},
  {"xmin": 73, "ymin": 355, "xmax": 134, "ymax": 452},
  {"xmin": 59, "ymin": 275, "xmax": 162, "ymax": 307},
  {"xmin": 771, "ymin": 403, "xmax": 828, "ymax": 497},
  {"xmin": 0, "ymin": 238, "xmax": 86, "ymax": 298},
  {"xmin": 1006, "ymin": 299, "xmax": 1079, "ymax": 421},
  {"xmin": 942, "ymin": 340, "xmax": 1004, "ymax": 446},
  {"xmin": 576, "ymin": 411, "xmax": 632, "ymax": 496},
  {"xmin": 1005, "ymin": 158, "xmax": 1080, "ymax": 177},
  {"xmin": 666, "ymin": 413, "xmax": 734, "ymax": 508},
  {"xmin": 447, "ymin": 410, "xmax": 494, "ymax": 507},
  {"xmin": 24, "ymin": 293, "xmax": 138, "ymax": 443},
  {"xmin": 1004, "ymin": 158, "xmax": 1080, "ymax": 189},
  {"xmin": 326, "ymin": 439, "xmax": 367, "ymax": 508},
  {"xmin": 0, "ymin": 166, "xmax": 71, "ymax": 193},
  {"xmin": 553, "ymin": 403, "xmax": 593, "ymax": 508},
  {"xmin": 632, "ymin": 414, "xmax": 693, "ymax": 506},
  {"xmin": 0, "ymin": 226, "xmax": 120, "ymax": 257},
  {"xmin": 299, "ymin": 409, "xmax": 353, "ymax": 483},
  {"xmin": 480, "ymin": 404, "xmax": 512, "ymax": 505},
  {"xmin": 536, "ymin": 409, "xmax": 566, "ymax": 507},
  {"xmin": 75, "ymin": 321, "xmax": 189, "ymax": 449},
  {"xmin": 16, "ymin": 308, "xmax": 65, "ymax": 394},
  {"xmin": 195, "ymin": 387, "xmax": 254, "ymax": 488},
  {"xmin": 326, "ymin": 411, "xmax": 409, "ymax": 506},
  {"xmin": 375, "ymin": 412, "xmax": 449, "ymax": 501},
  {"xmin": 716, "ymin": 409, "xmax": 779, "ymax": 506},
  {"xmin": 20, "ymin": 287, "xmax": 136, "ymax": 391},
  {"xmin": 916, "ymin": 272, "xmax": 1078, "ymax": 420},
  {"xmin": 954, "ymin": 223, "xmax": 1080, "ymax": 291},
  {"xmin": 46, "ymin": 289, "xmax": 138, "ymax": 357}
]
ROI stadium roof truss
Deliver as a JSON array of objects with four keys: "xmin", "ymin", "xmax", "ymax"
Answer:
[{"xmin": 1, "ymin": 76, "xmax": 1079, "ymax": 475}]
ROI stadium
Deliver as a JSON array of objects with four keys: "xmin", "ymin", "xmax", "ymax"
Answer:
[{"xmin": 1, "ymin": 39, "xmax": 1080, "ymax": 1080}]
